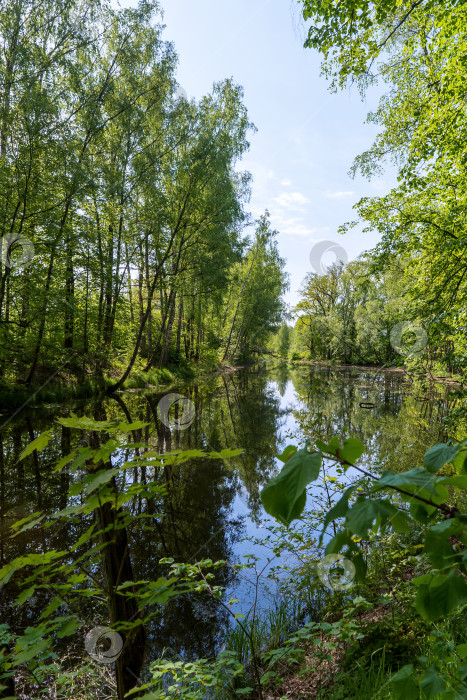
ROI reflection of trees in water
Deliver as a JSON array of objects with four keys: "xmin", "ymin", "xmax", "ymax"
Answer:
[
  {"xmin": 0, "ymin": 369, "xmax": 285, "ymax": 661},
  {"xmin": 0, "ymin": 366, "xmax": 458, "ymax": 683},
  {"xmin": 289, "ymin": 365, "xmax": 454, "ymax": 474},
  {"xmin": 219, "ymin": 372, "xmax": 286, "ymax": 515},
  {"xmin": 268, "ymin": 362, "xmax": 290, "ymax": 397}
]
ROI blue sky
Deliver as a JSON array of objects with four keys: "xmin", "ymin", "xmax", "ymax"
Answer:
[{"xmin": 119, "ymin": 0, "xmax": 395, "ymax": 308}]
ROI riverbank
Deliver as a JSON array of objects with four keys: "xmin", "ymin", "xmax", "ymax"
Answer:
[
  {"xmin": 0, "ymin": 358, "xmax": 266, "ymax": 415},
  {"xmin": 288, "ymin": 358, "xmax": 463, "ymax": 387},
  {"xmin": 214, "ymin": 438, "xmax": 467, "ymax": 699},
  {"xmin": 221, "ymin": 528, "xmax": 429, "ymax": 698},
  {"xmin": 2, "ymin": 356, "xmax": 462, "ymax": 418},
  {"xmin": 0, "ymin": 365, "xmax": 182, "ymax": 415}
]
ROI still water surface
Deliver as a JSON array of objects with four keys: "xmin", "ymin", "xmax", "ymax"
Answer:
[{"xmin": 0, "ymin": 364, "xmax": 454, "ymax": 663}]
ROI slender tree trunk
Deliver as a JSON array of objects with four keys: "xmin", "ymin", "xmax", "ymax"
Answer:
[
  {"xmin": 125, "ymin": 242, "xmax": 134, "ymax": 324},
  {"xmin": 64, "ymin": 228, "xmax": 74, "ymax": 349},
  {"xmin": 138, "ymin": 257, "xmax": 146, "ymax": 357},
  {"xmin": 145, "ymin": 236, "xmax": 152, "ymax": 358},
  {"xmin": 159, "ymin": 290, "xmax": 177, "ymax": 367},
  {"xmin": 222, "ymin": 247, "xmax": 258, "ymax": 362},
  {"xmin": 176, "ymin": 297, "xmax": 183, "ymax": 356}
]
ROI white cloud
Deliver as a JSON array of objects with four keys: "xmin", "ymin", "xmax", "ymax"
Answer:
[
  {"xmin": 281, "ymin": 178, "xmax": 292, "ymax": 186},
  {"xmin": 325, "ymin": 190, "xmax": 355, "ymax": 200},
  {"xmin": 282, "ymin": 222, "xmax": 317, "ymax": 237},
  {"xmin": 274, "ymin": 191, "xmax": 310, "ymax": 208},
  {"xmin": 269, "ymin": 213, "xmax": 324, "ymax": 238},
  {"xmin": 267, "ymin": 170, "xmax": 275, "ymax": 179}
]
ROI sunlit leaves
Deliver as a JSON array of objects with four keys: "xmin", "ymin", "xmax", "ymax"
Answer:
[
  {"xmin": 316, "ymin": 437, "xmax": 365, "ymax": 465},
  {"xmin": 376, "ymin": 468, "xmax": 442, "ymax": 497},
  {"xmin": 275, "ymin": 445, "xmax": 298, "ymax": 463},
  {"xmin": 19, "ymin": 431, "xmax": 52, "ymax": 460}
]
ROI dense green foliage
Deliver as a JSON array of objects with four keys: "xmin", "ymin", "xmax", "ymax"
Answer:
[
  {"xmin": 291, "ymin": 259, "xmax": 415, "ymax": 366},
  {"xmin": 261, "ymin": 434, "xmax": 467, "ymax": 697},
  {"xmin": 290, "ymin": 0, "xmax": 467, "ymax": 376},
  {"xmin": 0, "ymin": 0, "xmax": 286, "ymax": 400}
]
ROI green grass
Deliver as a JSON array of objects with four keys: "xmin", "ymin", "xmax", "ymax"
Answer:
[
  {"xmin": 0, "ymin": 377, "xmax": 112, "ymax": 410},
  {"xmin": 0, "ymin": 365, "xmax": 178, "ymax": 411},
  {"xmin": 225, "ymin": 599, "xmax": 308, "ymax": 664},
  {"xmin": 316, "ymin": 648, "xmax": 393, "ymax": 699},
  {"xmin": 123, "ymin": 367, "xmax": 175, "ymax": 389}
]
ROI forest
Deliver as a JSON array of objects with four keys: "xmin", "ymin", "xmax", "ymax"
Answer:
[
  {"xmin": 0, "ymin": 0, "xmax": 286, "ymax": 406},
  {"xmin": 2, "ymin": 0, "xmax": 467, "ymax": 699}
]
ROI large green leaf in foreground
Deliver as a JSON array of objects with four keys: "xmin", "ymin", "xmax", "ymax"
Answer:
[{"xmin": 261, "ymin": 443, "xmax": 322, "ymax": 527}]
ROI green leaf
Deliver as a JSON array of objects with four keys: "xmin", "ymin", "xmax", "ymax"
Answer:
[
  {"xmin": 52, "ymin": 451, "xmax": 76, "ymax": 474},
  {"xmin": 40, "ymin": 596, "xmax": 62, "ymax": 620},
  {"xmin": 72, "ymin": 523, "xmax": 96, "ymax": 550},
  {"xmin": 56, "ymin": 414, "xmax": 113, "ymax": 431},
  {"xmin": 15, "ymin": 587, "xmax": 36, "ymax": 606},
  {"xmin": 456, "ymin": 643, "xmax": 467, "ymax": 658},
  {"xmin": 84, "ymin": 468, "xmax": 118, "ymax": 494},
  {"xmin": 10, "ymin": 512, "xmax": 45, "ymax": 535},
  {"xmin": 19, "ymin": 431, "xmax": 52, "ymax": 461},
  {"xmin": 345, "ymin": 498, "xmax": 410, "ymax": 538},
  {"xmin": 12, "ymin": 638, "xmax": 51, "ymax": 665},
  {"xmin": 0, "ymin": 562, "xmax": 22, "ymax": 589},
  {"xmin": 410, "ymin": 501, "xmax": 437, "ymax": 523},
  {"xmin": 423, "ymin": 443, "xmax": 460, "ymax": 473},
  {"xmin": 376, "ymin": 468, "xmax": 441, "ymax": 497},
  {"xmin": 451, "ymin": 450, "xmax": 467, "ymax": 473},
  {"xmin": 420, "ymin": 667, "xmax": 447, "ymax": 698},
  {"xmin": 115, "ymin": 421, "xmax": 149, "ymax": 432},
  {"xmin": 337, "ymin": 438, "xmax": 365, "ymax": 464},
  {"xmin": 437, "ymin": 474, "xmax": 467, "ymax": 490},
  {"xmin": 208, "ymin": 448, "xmax": 244, "ymax": 459},
  {"xmin": 261, "ymin": 444, "xmax": 322, "ymax": 526},
  {"xmin": 325, "ymin": 529, "xmax": 353, "ymax": 556},
  {"xmin": 415, "ymin": 573, "xmax": 467, "ymax": 621},
  {"xmin": 423, "ymin": 520, "xmax": 462, "ymax": 568},
  {"xmin": 391, "ymin": 665, "xmax": 419, "ymax": 700},
  {"xmin": 275, "ymin": 445, "xmax": 298, "ymax": 463},
  {"xmin": 316, "ymin": 437, "xmax": 340, "ymax": 456},
  {"xmin": 56, "ymin": 617, "xmax": 80, "ymax": 639}
]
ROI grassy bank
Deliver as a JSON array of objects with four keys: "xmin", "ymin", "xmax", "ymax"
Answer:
[
  {"xmin": 185, "ymin": 528, "xmax": 465, "ymax": 699},
  {"xmin": 0, "ymin": 363, "xmax": 193, "ymax": 413},
  {"xmin": 227, "ymin": 535, "xmax": 420, "ymax": 698}
]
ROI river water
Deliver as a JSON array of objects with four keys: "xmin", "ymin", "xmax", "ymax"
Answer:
[{"xmin": 0, "ymin": 364, "xmax": 455, "ymax": 665}]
